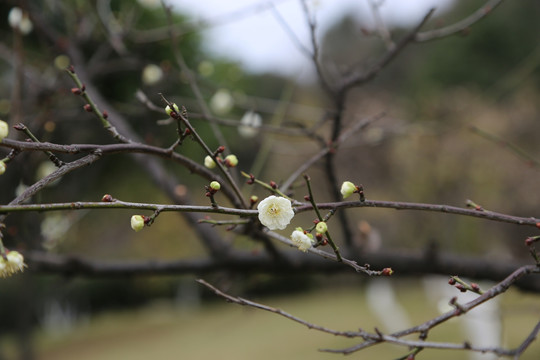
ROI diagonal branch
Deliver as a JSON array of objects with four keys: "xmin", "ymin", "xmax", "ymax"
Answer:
[
  {"xmin": 339, "ymin": 8, "xmax": 435, "ymax": 93},
  {"xmin": 415, "ymin": 0, "xmax": 506, "ymax": 42}
]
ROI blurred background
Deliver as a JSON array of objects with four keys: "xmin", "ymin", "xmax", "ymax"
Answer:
[{"xmin": 0, "ymin": 0, "xmax": 539, "ymax": 359}]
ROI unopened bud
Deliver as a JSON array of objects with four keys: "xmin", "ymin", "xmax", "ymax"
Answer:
[
  {"xmin": 204, "ymin": 155, "xmax": 216, "ymax": 169},
  {"xmin": 250, "ymin": 195, "xmax": 258, "ymax": 204},
  {"xmin": 101, "ymin": 194, "xmax": 113, "ymax": 202},
  {"xmin": 340, "ymin": 181, "xmax": 357, "ymax": 199},
  {"xmin": 0, "ymin": 120, "xmax": 9, "ymax": 141},
  {"xmin": 210, "ymin": 181, "xmax": 221, "ymax": 191},
  {"xmin": 381, "ymin": 267, "xmax": 394, "ymax": 276},
  {"xmin": 315, "ymin": 221, "xmax": 328, "ymax": 234},
  {"xmin": 130, "ymin": 215, "xmax": 145, "ymax": 232},
  {"xmin": 165, "ymin": 103, "xmax": 180, "ymax": 116},
  {"xmin": 224, "ymin": 154, "xmax": 238, "ymax": 167},
  {"xmin": 83, "ymin": 104, "xmax": 93, "ymax": 112},
  {"xmin": 0, "ymin": 161, "xmax": 5, "ymax": 175},
  {"xmin": 71, "ymin": 87, "xmax": 82, "ymax": 95}
]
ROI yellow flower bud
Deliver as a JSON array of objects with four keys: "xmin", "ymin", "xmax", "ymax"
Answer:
[{"xmin": 210, "ymin": 181, "xmax": 221, "ymax": 191}]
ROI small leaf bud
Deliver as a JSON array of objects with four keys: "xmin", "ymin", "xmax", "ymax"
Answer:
[
  {"xmin": 131, "ymin": 215, "xmax": 145, "ymax": 232},
  {"xmin": 71, "ymin": 87, "xmax": 82, "ymax": 95},
  {"xmin": 83, "ymin": 104, "xmax": 93, "ymax": 112},
  {"xmin": 381, "ymin": 267, "xmax": 394, "ymax": 276},
  {"xmin": 101, "ymin": 194, "xmax": 113, "ymax": 202}
]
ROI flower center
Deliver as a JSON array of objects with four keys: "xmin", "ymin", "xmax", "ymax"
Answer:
[{"xmin": 268, "ymin": 205, "xmax": 280, "ymax": 215}]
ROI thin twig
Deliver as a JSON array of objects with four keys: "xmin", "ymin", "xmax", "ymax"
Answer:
[
  {"xmin": 339, "ymin": 8, "xmax": 435, "ymax": 93},
  {"xmin": 415, "ymin": 0, "xmax": 506, "ymax": 42},
  {"xmin": 196, "ymin": 266, "xmax": 540, "ymax": 358},
  {"xmin": 469, "ymin": 125, "xmax": 540, "ymax": 170}
]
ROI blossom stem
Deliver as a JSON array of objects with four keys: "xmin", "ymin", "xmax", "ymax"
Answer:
[
  {"xmin": 13, "ymin": 123, "xmax": 64, "ymax": 167},
  {"xmin": 240, "ymin": 172, "xmax": 292, "ymax": 200},
  {"xmin": 198, "ymin": 218, "xmax": 250, "ymax": 226},
  {"xmin": 66, "ymin": 69, "xmax": 129, "ymax": 143},
  {"xmin": 304, "ymin": 174, "xmax": 342, "ymax": 262},
  {"xmin": 160, "ymin": 95, "xmax": 247, "ymax": 209}
]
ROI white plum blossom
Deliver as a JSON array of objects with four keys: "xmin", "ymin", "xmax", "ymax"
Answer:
[
  {"xmin": 257, "ymin": 195, "xmax": 294, "ymax": 230},
  {"xmin": 142, "ymin": 64, "xmax": 163, "ymax": 85},
  {"xmin": 290, "ymin": 228, "xmax": 314, "ymax": 252},
  {"xmin": 238, "ymin": 111, "xmax": 262, "ymax": 138},
  {"xmin": 8, "ymin": 7, "xmax": 33, "ymax": 35},
  {"xmin": 0, "ymin": 251, "xmax": 27, "ymax": 278},
  {"xmin": 209, "ymin": 89, "xmax": 234, "ymax": 115}
]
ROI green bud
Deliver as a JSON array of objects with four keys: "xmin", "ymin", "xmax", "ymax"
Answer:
[
  {"xmin": 131, "ymin": 215, "xmax": 145, "ymax": 232},
  {"xmin": 165, "ymin": 103, "xmax": 180, "ymax": 116},
  {"xmin": 224, "ymin": 154, "xmax": 238, "ymax": 167},
  {"xmin": 340, "ymin": 181, "xmax": 356, "ymax": 199},
  {"xmin": 315, "ymin": 221, "xmax": 328, "ymax": 234},
  {"xmin": 210, "ymin": 181, "xmax": 221, "ymax": 191},
  {"xmin": 0, "ymin": 120, "xmax": 8, "ymax": 141}
]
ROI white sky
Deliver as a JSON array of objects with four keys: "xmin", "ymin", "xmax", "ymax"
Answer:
[{"xmin": 165, "ymin": 0, "xmax": 455, "ymax": 77}]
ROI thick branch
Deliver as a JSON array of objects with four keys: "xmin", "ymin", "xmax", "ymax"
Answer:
[{"xmin": 24, "ymin": 250, "xmax": 540, "ymax": 291}]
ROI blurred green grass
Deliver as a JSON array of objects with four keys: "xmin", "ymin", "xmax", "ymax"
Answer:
[{"xmin": 11, "ymin": 280, "xmax": 537, "ymax": 360}]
